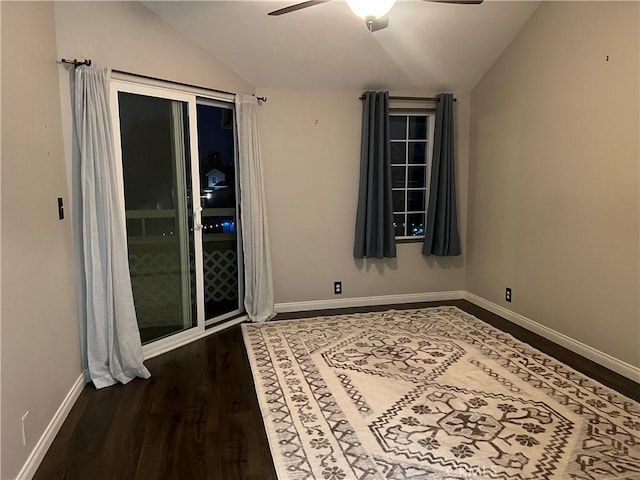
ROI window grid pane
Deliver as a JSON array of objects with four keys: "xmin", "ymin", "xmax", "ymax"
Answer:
[{"xmin": 390, "ymin": 113, "xmax": 429, "ymax": 239}]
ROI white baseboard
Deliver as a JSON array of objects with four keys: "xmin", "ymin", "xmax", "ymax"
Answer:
[
  {"xmin": 276, "ymin": 290, "xmax": 640, "ymax": 383},
  {"xmin": 14, "ymin": 291, "xmax": 639, "ymax": 479},
  {"xmin": 464, "ymin": 292, "xmax": 640, "ymax": 384},
  {"xmin": 274, "ymin": 290, "xmax": 466, "ymax": 313},
  {"xmin": 16, "ymin": 373, "xmax": 86, "ymax": 480},
  {"xmin": 15, "ymin": 316, "xmax": 248, "ymax": 479}
]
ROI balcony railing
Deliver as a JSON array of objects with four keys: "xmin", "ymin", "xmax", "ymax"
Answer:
[{"xmin": 125, "ymin": 208, "xmax": 237, "ymax": 244}]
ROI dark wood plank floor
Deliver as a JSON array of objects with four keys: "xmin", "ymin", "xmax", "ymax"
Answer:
[
  {"xmin": 35, "ymin": 300, "xmax": 639, "ymax": 479},
  {"xmin": 35, "ymin": 324, "xmax": 276, "ymax": 480}
]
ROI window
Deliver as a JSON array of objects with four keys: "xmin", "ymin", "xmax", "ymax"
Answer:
[{"xmin": 390, "ymin": 111, "xmax": 435, "ymax": 240}]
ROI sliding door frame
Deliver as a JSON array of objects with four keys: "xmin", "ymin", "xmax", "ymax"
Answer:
[
  {"xmin": 110, "ymin": 77, "xmax": 246, "ymax": 358},
  {"xmin": 196, "ymin": 97, "xmax": 245, "ymax": 327}
]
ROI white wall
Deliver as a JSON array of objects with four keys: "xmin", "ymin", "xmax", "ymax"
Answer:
[
  {"xmin": 467, "ymin": 2, "xmax": 639, "ymax": 367},
  {"xmin": 1, "ymin": 3, "xmax": 81, "ymax": 478},
  {"xmin": 257, "ymin": 89, "xmax": 470, "ymax": 305},
  {"xmin": 54, "ymin": 0, "xmax": 255, "ymax": 198}
]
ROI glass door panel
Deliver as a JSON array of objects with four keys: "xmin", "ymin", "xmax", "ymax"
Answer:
[
  {"xmin": 117, "ymin": 92, "xmax": 196, "ymax": 344},
  {"xmin": 196, "ymin": 102, "xmax": 243, "ymax": 323}
]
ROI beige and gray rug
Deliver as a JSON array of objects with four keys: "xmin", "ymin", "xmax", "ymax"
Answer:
[{"xmin": 242, "ymin": 307, "xmax": 640, "ymax": 479}]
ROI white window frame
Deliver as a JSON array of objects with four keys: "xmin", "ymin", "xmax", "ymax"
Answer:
[{"xmin": 390, "ymin": 109, "xmax": 435, "ymax": 241}]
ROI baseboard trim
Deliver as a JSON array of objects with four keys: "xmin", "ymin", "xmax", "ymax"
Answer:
[
  {"xmin": 16, "ymin": 373, "xmax": 86, "ymax": 480},
  {"xmin": 15, "ymin": 291, "xmax": 639, "ymax": 478},
  {"xmin": 276, "ymin": 291, "xmax": 640, "ymax": 383},
  {"xmin": 464, "ymin": 292, "xmax": 640, "ymax": 384},
  {"xmin": 274, "ymin": 290, "xmax": 466, "ymax": 313},
  {"xmin": 16, "ymin": 317, "xmax": 248, "ymax": 478}
]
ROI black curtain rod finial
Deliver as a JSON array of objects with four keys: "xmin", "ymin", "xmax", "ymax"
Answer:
[
  {"xmin": 253, "ymin": 94, "xmax": 267, "ymax": 103},
  {"xmin": 61, "ymin": 58, "xmax": 92, "ymax": 68}
]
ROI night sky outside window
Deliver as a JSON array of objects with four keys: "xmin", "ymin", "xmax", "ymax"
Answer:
[{"xmin": 390, "ymin": 112, "xmax": 434, "ymax": 239}]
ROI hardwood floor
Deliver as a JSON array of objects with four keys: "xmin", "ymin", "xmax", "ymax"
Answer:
[
  {"xmin": 35, "ymin": 300, "xmax": 639, "ymax": 479},
  {"xmin": 35, "ymin": 325, "xmax": 276, "ymax": 480}
]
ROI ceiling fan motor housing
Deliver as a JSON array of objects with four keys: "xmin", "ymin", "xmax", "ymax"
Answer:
[{"xmin": 365, "ymin": 16, "xmax": 376, "ymax": 31}]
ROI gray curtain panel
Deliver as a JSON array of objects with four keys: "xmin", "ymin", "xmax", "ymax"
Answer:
[
  {"xmin": 423, "ymin": 93, "xmax": 461, "ymax": 256},
  {"xmin": 354, "ymin": 91, "xmax": 396, "ymax": 259}
]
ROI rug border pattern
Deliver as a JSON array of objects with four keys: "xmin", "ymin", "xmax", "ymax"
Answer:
[{"xmin": 242, "ymin": 306, "xmax": 640, "ymax": 480}]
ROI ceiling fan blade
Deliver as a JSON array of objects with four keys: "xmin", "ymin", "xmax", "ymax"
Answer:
[
  {"xmin": 367, "ymin": 16, "xmax": 389, "ymax": 32},
  {"xmin": 268, "ymin": 1, "xmax": 330, "ymax": 16},
  {"xmin": 423, "ymin": 0, "xmax": 483, "ymax": 4}
]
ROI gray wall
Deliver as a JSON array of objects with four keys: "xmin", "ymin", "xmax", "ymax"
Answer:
[
  {"xmin": 1, "ymin": 3, "xmax": 81, "ymax": 478},
  {"xmin": 257, "ymin": 89, "xmax": 470, "ymax": 304},
  {"xmin": 53, "ymin": 1, "xmax": 254, "ymax": 94},
  {"xmin": 3, "ymin": 2, "xmax": 638, "ymax": 477},
  {"xmin": 54, "ymin": 0, "xmax": 256, "ymax": 199},
  {"xmin": 467, "ymin": 1, "xmax": 640, "ymax": 367},
  {"xmin": 0, "ymin": 2, "xmax": 258, "ymax": 477}
]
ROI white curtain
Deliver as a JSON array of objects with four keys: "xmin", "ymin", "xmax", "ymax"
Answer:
[
  {"xmin": 74, "ymin": 66, "xmax": 150, "ymax": 388},
  {"xmin": 235, "ymin": 95, "xmax": 275, "ymax": 323}
]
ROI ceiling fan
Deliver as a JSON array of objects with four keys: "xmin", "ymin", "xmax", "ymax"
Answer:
[{"xmin": 268, "ymin": 0, "xmax": 483, "ymax": 32}]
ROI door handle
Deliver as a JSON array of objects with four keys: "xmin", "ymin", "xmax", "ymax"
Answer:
[{"xmin": 194, "ymin": 206, "xmax": 203, "ymax": 230}]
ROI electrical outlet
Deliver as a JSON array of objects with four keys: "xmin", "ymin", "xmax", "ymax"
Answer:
[
  {"xmin": 21, "ymin": 411, "xmax": 29, "ymax": 446},
  {"xmin": 334, "ymin": 281, "xmax": 342, "ymax": 295},
  {"xmin": 505, "ymin": 287, "xmax": 512, "ymax": 303}
]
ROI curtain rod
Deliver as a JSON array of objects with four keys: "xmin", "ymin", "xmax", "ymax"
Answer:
[
  {"xmin": 61, "ymin": 58, "xmax": 91, "ymax": 67},
  {"xmin": 359, "ymin": 95, "xmax": 456, "ymax": 102},
  {"xmin": 59, "ymin": 58, "xmax": 267, "ymax": 103}
]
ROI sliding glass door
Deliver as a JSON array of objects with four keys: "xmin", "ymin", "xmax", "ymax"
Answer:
[
  {"xmin": 111, "ymin": 81, "xmax": 243, "ymax": 345},
  {"xmin": 196, "ymin": 102, "xmax": 244, "ymax": 323}
]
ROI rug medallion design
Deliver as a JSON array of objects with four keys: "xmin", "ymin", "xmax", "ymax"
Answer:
[{"xmin": 242, "ymin": 307, "xmax": 640, "ymax": 479}]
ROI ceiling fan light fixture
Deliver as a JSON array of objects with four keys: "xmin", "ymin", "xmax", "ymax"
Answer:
[{"xmin": 346, "ymin": 0, "xmax": 397, "ymax": 20}]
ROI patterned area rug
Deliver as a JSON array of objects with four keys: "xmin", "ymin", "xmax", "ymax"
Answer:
[{"xmin": 242, "ymin": 307, "xmax": 640, "ymax": 479}]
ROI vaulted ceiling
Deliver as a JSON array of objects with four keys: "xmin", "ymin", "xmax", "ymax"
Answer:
[{"xmin": 144, "ymin": 1, "xmax": 540, "ymax": 91}]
